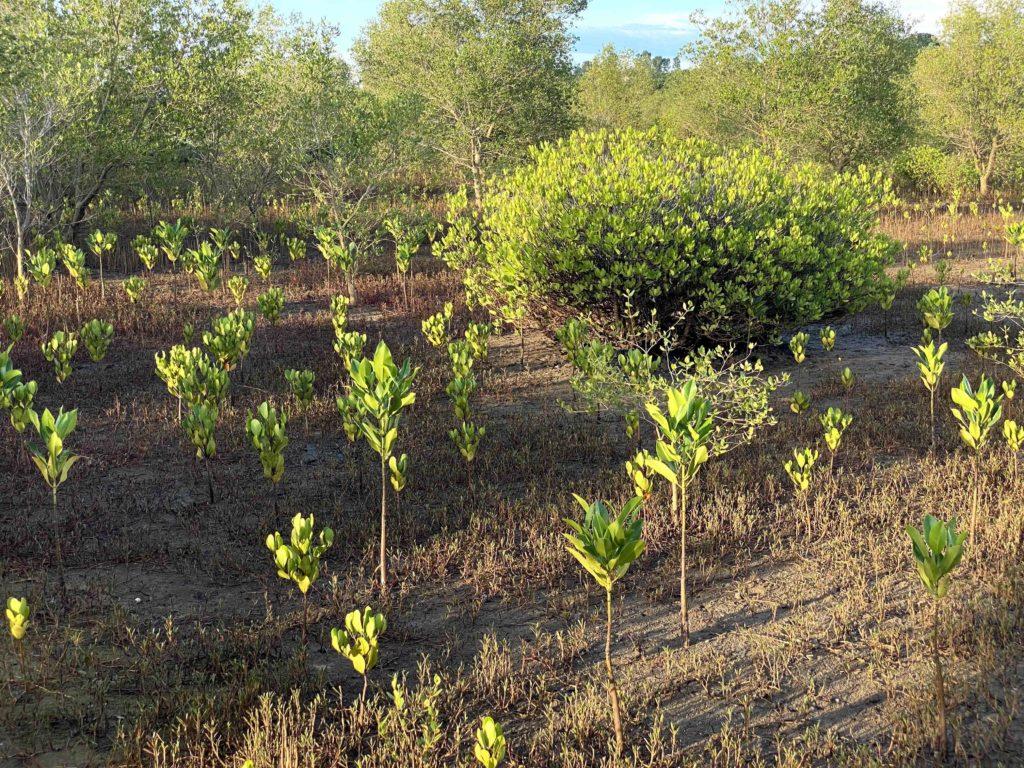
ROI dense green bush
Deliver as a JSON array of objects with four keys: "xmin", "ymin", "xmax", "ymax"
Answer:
[
  {"xmin": 893, "ymin": 145, "xmax": 979, "ymax": 197},
  {"xmin": 451, "ymin": 129, "xmax": 901, "ymax": 344}
]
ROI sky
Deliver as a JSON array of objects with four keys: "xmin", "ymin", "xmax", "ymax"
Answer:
[{"xmin": 266, "ymin": 0, "xmax": 952, "ymax": 63}]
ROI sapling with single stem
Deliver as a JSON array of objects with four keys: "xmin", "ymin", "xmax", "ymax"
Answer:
[
  {"xmin": 246, "ymin": 401, "xmax": 288, "ymax": 484},
  {"xmin": 474, "ymin": 717, "xmax": 507, "ymax": 768},
  {"xmin": 8, "ymin": 380, "xmax": 37, "ymax": 432},
  {"xmin": 284, "ymin": 369, "xmax": 314, "ymax": 429},
  {"xmin": 644, "ymin": 382, "xmax": 714, "ymax": 644},
  {"xmin": 347, "ymin": 341, "xmax": 418, "ymax": 592},
  {"xmin": 421, "ymin": 302, "xmax": 454, "ymax": 348},
  {"xmin": 183, "ymin": 402, "xmax": 218, "ymax": 502},
  {"xmin": 1004, "ymin": 419, "xmax": 1023, "ymax": 479},
  {"xmin": 60, "ymin": 244, "xmax": 89, "ymax": 304},
  {"xmin": 4, "ymin": 314, "xmax": 25, "ymax": 343},
  {"xmin": 563, "ymin": 495, "xmax": 645, "ymax": 757},
  {"xmin": 257, "ymin": 286, "xmax": 285, "ymax": 325},
  {"xmin": 819, "ymin": 407, "xmax": 852, "ymax": 474},
  {"xmin": 790, "ymin": 390, "xmax": 810, "ymax": 414},
  {"xmin": 950, "ymin": 374, "xmax": 1003, "ymax": 547},
  {"xmin": 6, "ymin": 597, "xmax": 29, "ymax": 676},
  {"xmin": 334, "ymin": 330, "xmax": 367, "ymax": 368},
  {"xmin": 253, "ymin": 254, "xmax": 273, "ymax": 282},
  {"xmin": 820, "ymin": 326, "xmax": 836, "ymax": 352},
  {"xmin": 153, "ymin": 219, "xmax": 188, "ymax": 269},
  {"xmin": 81, "ymin": 319, "xmax": 114, "ymax": 363},
  {"xmin": 14, "ymin": 274, "xmax": 28, "ymax": 302},
  {"xmin": 912, "ymin": 340, "xmax": 947, "ymax": 449},
  {"xmin": 918, "ymin": 286, "xmax": 954, "ymax": 342},
  {"xmin": 133, "ymin": 235, "xmax": 158, "ymax": 271},
  {"xmin": 26, "ymin": 247, "xmax": 56, "ymax": 287},
  {"xmin": 228, "ymin": 275, "xmax": 249, "ymax": 306},
  {"xmin": 41, "ymin": 330, "xmax": 78, "ymax": 383},
  {"xmin": 789, "ymin": 332, "xmax": 808, "ymax": 364},
  {"xmin": 906, "ymin": 515, "xmax": 966, "ymax": 759},
  {"xmin": 27, "ymin": 408, "xmax": 80, "ymax": 601},
  {"xmin": 330, "ymin": 295, "xmax": 351, "ymax": 339},
  {"xmin": 331, "ymin": 606, "xmax": 386, "ymax": 700},
  {"xmin": 284, "ymin": 235, "xmax": 306, "ymax": 262},
  {"xmin": 87, "ymin": 230, "xmax": 116, "ymax": 301},
  {"xmin": 267, "ymin": 513, "xmax": 334, "ymax": 650},
  {"xmin": 840, "ymin": 366, "xmax": 855, "ymax": 392},
  {"xmin": 123, "ymin": 276, "xmax": 146, "ymax": 304},
  {"xmin": 784, "ymin": 446, "xmax": 818, "ymax": 536}
]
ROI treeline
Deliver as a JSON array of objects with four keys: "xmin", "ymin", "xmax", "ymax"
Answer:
[
  {"xmin": 1, "ymin": 0, "xmax": 1023, "ymax": 275},
  {"xmin": 580, "ymin": 0, "xmax": 1024, "ymax": 198}
]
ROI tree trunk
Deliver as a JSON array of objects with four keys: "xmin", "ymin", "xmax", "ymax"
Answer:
[
  {"xmin": 932, "ymin": 598, "xmax": 947, "ymax": 758},
  {"xmin": 605, "ymin": 587, "xmax": 624, "ymax": 756},
  {"xmin": 679, "ymin": 478, "xmax": 689, "ymax": 645},
  {"xmin": 379, "ymin": 456, "xmax": 388, "ymax": 593}
]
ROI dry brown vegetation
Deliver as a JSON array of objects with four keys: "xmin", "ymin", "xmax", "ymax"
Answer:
[{"xmin": 1, "ymin": 205, "xmax": 1023, "ymax": 767}]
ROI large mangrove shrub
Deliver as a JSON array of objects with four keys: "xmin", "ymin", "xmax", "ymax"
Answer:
[{"xmin": 451, "ymin": 129, "xmax": 899, "ymax": 343}]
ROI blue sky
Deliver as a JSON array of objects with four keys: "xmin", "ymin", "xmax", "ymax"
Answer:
[{"xmin": 267, "ymin": 0, "xmax": 951, "ymax": 62}]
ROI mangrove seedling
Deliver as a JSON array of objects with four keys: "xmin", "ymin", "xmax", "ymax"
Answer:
[
  {"xmin": 27, "ymin": 407, "xmax": 80, "ymax": 599},
  {"xmin": 906, "ymin": 515, "xmax": 966, "ymax": 759},
  {"xmin": 228, "ymin": 274, "xmax": 249, "ymax": 306},
  {"xmin": 820, "ymin": 326, "xmax": 836, "ymax": 352},
  {"xmin": 123, "ymin": 276, "xmax": 146, "ymax": 304},
  {"xmin": 6, "ymin": 597, "xmax": 29, "ymax": 640},
  {"xmin": 331, "ymin": 606, "xmax": 387, "ymax": 699},
  {"xmin": 257, "ymin": 286, "xmax": 285, "ymax": 325},
  {"xmin": 81, "ymin": 319, "xmax": 114, "ymax": 363},
  {"xmin": 253, "ymin": 254, "xmax": 273, "ymax": 281},
  {"xmin": 645, "ymin": 381, "xmax": 714, "ymax": 643},
  {"xmin": 784, "ymin": 446, "xmax": 819, "ymax": 495},
  {"xmin": 918, "ymin": 286, "xmax": 954, "ymax": 341},
  {"xmin": 266, "ymin": 512, "xmax": 334, "ymax": 647},
  {"xmin": 330, "ymin": 295, "xmax": 351, "ymax": 338},
  {"xmin": 246, "ymin": 401, "xmax": 288, "ymax": 484},
  {"xmin": 153, "ymin": 219, "xmax": 188, "ymax": 267},
  {"xmin": 789, "ymin": 332, "xmax": 808, "ymax": 364},
  {"xmin": 474, "ymin": 717, "xmax": 507, "ymax": 768},
  {"xmin": 183, "ymin": 402, "xmax": 218, "ymax": 501},
  {"xmin": 840, "ymin": 367, "xmax": 855, "ymax": 392},
  {"xmin": 87, "ymin": 230, "xmax": 116, "ymax": 300},
  {"xmin": 563, "ymin": 495, "xmax": 645, "ymax": 757},
  {"xmin": 912, "ymin": 340, "xmax": 947, "ymax": 449},
  {"xmin": 60, "ymin": 244, "xmax": 89, "ymax": 289},
  {"xmin": 950, "ymin": 374, "xmax": 1003, "ymax": 547},
  {"xmin": 422, "ymin": 302, "xmax": 454, "ymax": 348},
  {"xmin": 819, "ymin": 407, "xmax": 853, "ymax": 473},
  {"xmin": 3, "ymin": 314, "xmax": 25, "ymax": 343},
  {"xmin": 41, "ymin": 330, "xmax": 79, "ymax": 383},
  {"xmin": 284, "ymin": 368, "xmax": 314, "ymax": 424},
  {"xmin": 26, "ymin": 247, "xmax": 56, "ymax": 287},
  {"xmin": 333, "ymin": 330, "xmax": 367, "ymax": 368},
  {"xmin": 347, "ymin": 341, "xmax": 418, "ymax": 592},
  {"xmin": 8, "ymin": 380, "xmax": 37, "ymax": 432},
  {"xmin": 133, "ymin": 234, "xmax": 158, "ymax": 270},
  {"xmin": 790, "ymin": 390, "xmax": 810, "ymax": 414}
]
